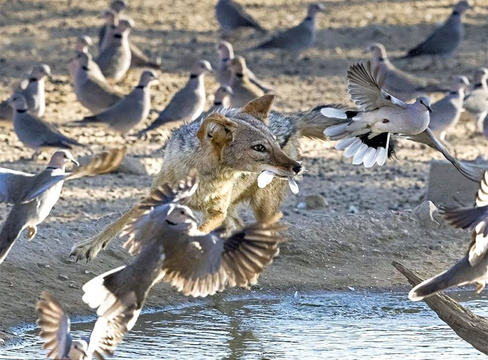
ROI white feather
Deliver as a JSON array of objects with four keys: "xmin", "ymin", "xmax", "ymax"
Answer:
[
  {"xmin": 343, "ymin": 139, "xmax": 362, "ymax": 158},
  {"xmin": 288, "ymin": 179, "xmax": 299, "ymax": 194},
  {"xmin": 376, "ymin": 147, "xmax": 387, "ymax": 166},
  {"xmin": 363, "ymin": 147, "xmax": 377, "ymax": 168},
  {"xmin": 320, "ymin": 107, "xmax": 348, "ymax": 120},
  {"xmin": 323, "ymin": 123, "xmax": 348, "ymax": 137},
  {"xmin": 257, "ymin": 170, "xmax": 275, "ymax": 188},
  {"xmin": 352, "ymin": 144, "xmax": 369, "ymax": 165},
  {"xmin": 336, "ymin": 137, "xmax": 356, "ymax": 150},
  {"xmin": 82, "ymin": 265, "xmax": 125, "ymax": 310}
]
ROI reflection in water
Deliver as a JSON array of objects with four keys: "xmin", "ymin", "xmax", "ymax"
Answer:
[{"xmin": 3, "ymin": 291, "xmax": 488, "ymax": 359}]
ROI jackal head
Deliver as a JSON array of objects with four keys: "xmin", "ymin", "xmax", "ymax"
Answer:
[{"xmin": 197, "ymin": 95, "xmax": 302, "ymax": 178}]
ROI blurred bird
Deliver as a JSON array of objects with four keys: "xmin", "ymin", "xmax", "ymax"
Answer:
[
  {"xmin": 216, "ymin": 41, "xmax": 272, "ymax": 93},
  {"xmin": 409, "ymin": 170, "xmax": 488, "ymax": 301},
  {"xmin": 320, "ymin": 62, "xmax": 481, "ymax": 182},
  {"xmin": 36, "ymin": 290, "xmax": 129, "ymax": 359},
  {"xmin": 96, "ymin": 18, "xmax": 133, "ymax": 83},
  {"xmin": 210, "ymin": 85, "xmax": 234, "ymax": 111},
  {"xmin": 229, "ymin": 56, "xmax": 265, "ymax": 108},
  {"xmin": 215, "ymin": 0, "xmax": 266, "ymax": 37},
  {"xmin": 252, "ymin": 3, "xmax": 324, "ymax": 56},
  {"xmin": 400, "ymin": 1, "xmax": 471, "ymax": 62},
  {"xmin": 137, "ymin": 60, "xmax": 212, "ymax": 136},
  {"xmin": 366, "ymin": 43, "xmax": 447, "ymax": 101},
  {"xmin": 0, "ymin": 148, "xmax": 126, "ymax": 264},
  {"xmin": 8, "ymin": 94, "xmax": 84, "ymax": 158},
  {"xmin": 463, "ymin": 67, "xmax": 488, "ymax": 133},
  {"xmin": 68, "ymin": 35, "xmax": 93, "ymax": 82},
  {"xmin": 71, "ymin": 70, "xmax": 158, "ymax": 134},
  {"xmin": 74, "ymin": 52, "xmax": 123, "ymax": 114},
  {"xmin": 429, "ymin": 75, "xmax": 470, "ymax": 142}
]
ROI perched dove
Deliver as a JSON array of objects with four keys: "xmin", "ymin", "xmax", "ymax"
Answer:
[
  {"xmin": 366, "ymin": 43, "xmax": 447, "ymax": 101},
  {"xmin": 81, "ymin": 172, "xmax": 286, "ymax": 333},
  {"xmin": 228, "ymin": 56, "xmax": 265, "ymax": 108},
  {"xmin": 0, "ymin": 148, "xmax": 126, "ymax": 264},
  {"xmin": 401, "ymin": 1, "xmax": 471, "ymax": 61},
  {"xmin": 71, "ymin": 70, "xmax": 158, "ymax": 134},
  {"xmin": 74, "ymin": 52, "xmax": 123, "ymax": 114},
  {"xmin": 210, "ymin": 85, "xmax": 234, "ymax": 111},
  {"xmin": 429, "ymin": 75, "xmax": 470, "ymax": 141},
  {"xmin": 252, "ymin": 3, "xmax": 324, "ymax": 55},
  {"xmin": 216, "ymin": 41, "xmax": 272, "ymax": 93},
  {"xmin": 409, "ymin": 171, "xmax": 488, "ymax": 300},
  {"xmin": 464, "ymin": 67, "xmax": 488, "ymax": 132},
  {"xmin": 68, "ymin": 36, "xmax": 93, "ymax": 82},
  {"xmin": 137, "ymin": 60, "xmax": 212, "ymax": 135},
  {"xmin": 8, "ymin": 94, "xmax": 84, "ymax": 158},
  {"xmin": 36, "ymin": 290, "xmax": 129, "ymax": 359},
  {"xmin": 215, "ymin": 0, "xmax": 266, "ymax": 37},
  {"xmin": 96, "ymin": 18, "xmax": 133, "ymax": 83},
  {"xmin": 320, "ymin": 63, "xmax": 481, "ymax": 182}
]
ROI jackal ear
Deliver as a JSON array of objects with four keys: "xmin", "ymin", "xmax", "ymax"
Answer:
[
  {"xmin": 197, "ymin": 114, "xmax": 235, "ymax": 151},
  {"xmin": 240, "ymin": 95, "xmax": 275, "ymax": 124}
]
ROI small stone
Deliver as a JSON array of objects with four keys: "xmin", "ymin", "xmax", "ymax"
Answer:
[
  {"xmin": 58, "ymin": 275, "xmax": 68, "ymax": 281},
  {"xmin": 305, "ymin": 195, "xmax": 328, "ymax": 210},
  {"xmin": 414, "ymin": 201, "xmax": 442, "ymax": 228},
  {"xmin": 297, "ymin": 202, "xmax": 306, "ymax": 209},
  {"xmin": 115, "ymin": 156, "xmax": 148, "ymax": 176},
  {"xmin": 349, "ymin": 205, "xmax": 358, "ymax": 214}
]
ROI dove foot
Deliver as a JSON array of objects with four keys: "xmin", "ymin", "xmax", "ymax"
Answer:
[{"xmin": 27, "ymin": 226, "xmax": 37, "ymax": 240}]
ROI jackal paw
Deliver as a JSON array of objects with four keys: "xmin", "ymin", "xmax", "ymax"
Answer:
[{"xmin": 70, "ymin": 236, "xmax": 108, "ymax": 262}]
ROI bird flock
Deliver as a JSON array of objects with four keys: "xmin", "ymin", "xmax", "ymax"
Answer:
[{"xmin": 1, "ymin": 0, "xmax": 488, "ymax": 358}]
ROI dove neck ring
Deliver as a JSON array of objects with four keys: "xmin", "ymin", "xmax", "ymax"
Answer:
[
  {"xmin": 305, "ymin": 16, "xmax": 313, "ymax": 21},
  {"xmin": 16, "ymin": 109, "xmax": 28, "ymax": 113},
  {"xmin": 449, "ymin": 91, "xmax": 459, "ymax": 95},
  {"xmin": 474, "ymin": 83, "xmax": 484, "ymax": 89},
  {"xmin": 214, "ymin": 101, "xmax": 222, "ymax": 106},
  {"xmin": 135, "ymin": 85, "xmax": 145, "ymax": 89},
  {"xmin": 82, "ymin": 66, "xmax": 90, "ymax": 71},
  {"xmin": 29, "ymin": 78, "xmax": 38, "ymax": 82},
  {"xmin": 452, "ymin": 11, "xmax": 460, "ymax": 16},
  {"xmin": 190, "ymin": 74, "xmax": 198, "ymax": 79},
  {"xmin": 236, "ymin": 73, "xmax": 244, "ymax": 78}
]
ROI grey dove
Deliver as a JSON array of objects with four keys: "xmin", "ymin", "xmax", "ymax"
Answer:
[
  {"xmin": 68, "ymin": 35, "xmax": 93, "ymax": 82},
  {"xmin": 401, "ymin": 1, "xmax": 471, "ymax": 61},
  {"xmin": 98, "ymin": 9, "xmax": 119, "ymax": 52},
  {"xmin": 72, "ymin": 70, "xmax": 158, "ymax": 134},
  {"xmin": 0, "ymin": 148, "xmax": 126, "ymax": 264},
  {"xmin": 409, "ymin": 170, "xmax": 488, "ymax": 300},
  {"xmin": 74, "ymin": 52, "xmax": 123, "ymax": 114},
  {"xmin": 320, "ymin": 62, "xmax": 481, "ymax": 182},
  {"xmin": 366, "ymin": 43, "xmax": 447, "ymax": 101},
  {"xmin": 138, "ymin": 60, "xmax": 212, "ymax": 136},
  {"xmin": 210, "ymin": 85, "xmax": 234, "ymax": 111},
  {"xmin": 96, "ymin": 18, "xmax": 132, "ymax": 83},
  {"xmin": 429, "ymin": 75, "xmax": 470, "ymax": 141},
  {"xmin": 215, "ymin": 0, "xmax": 266, "ymax": 37},
  {"xmin": 464, "ymin": 67, "xmax": 488, "ymax": 132},
  {"xmin": 216, "ymin": 41, "xmax": 272, "ymax": 93},
  {"xmin": 81, "ymin": 172, "xmax": 286, "ymax": 335},
  {"xmin": 8, "ymin": 94, "xmax": 84, "ymax": 158},
  {"xmin": 36, "ymin": 290, "xmax": 130, "ymax": 359},
  {"xmin": 228, "ymin": 56, "xmax": 264, "ymax": 108},
  {"xmin": 253, "ymin": 3, "xmax": 324, "ymax": 55}
]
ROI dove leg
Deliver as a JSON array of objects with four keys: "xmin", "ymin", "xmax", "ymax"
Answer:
[
  {"xmin": 476, "ymin": 282, "xmax": 486, "ymax": 294},
  {"xmin": 476, "ymin": 112, "xmax": 487, "ymax": 133},
  {"xmin": 27, "ymin": 226, "xmax": 37, "ymax": 240}
]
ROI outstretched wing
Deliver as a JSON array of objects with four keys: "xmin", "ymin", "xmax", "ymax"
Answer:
[
  {"xmin": 347, "ymin": 62, "xmax": 407, "ymax": 111},
  {"xmin": 0, "ymin": 168, "xmax": 36, "ymax": 204}
]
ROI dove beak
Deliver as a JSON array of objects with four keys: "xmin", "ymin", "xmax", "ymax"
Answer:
[{"xmin": 71, "ymin": 159, "xmax": 80, "ymax": 166}]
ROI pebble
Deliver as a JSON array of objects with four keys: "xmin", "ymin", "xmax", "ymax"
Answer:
[{"xmin": 305, "ymin": 195, "xmax": 328, "ymax": 209}]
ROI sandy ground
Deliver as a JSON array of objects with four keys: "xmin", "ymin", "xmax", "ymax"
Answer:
[{"xmin": 1, "ymin": 0, "xmax": 488, "ymax": 345}]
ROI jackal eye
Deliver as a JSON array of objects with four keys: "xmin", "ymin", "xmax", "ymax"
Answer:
[{"xmin": 252, "ymin": 144, "xmax": 266, "ymax": 152}]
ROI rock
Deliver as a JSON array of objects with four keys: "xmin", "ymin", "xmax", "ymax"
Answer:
[
  {"xmin": 58, "ymin": 274, "xmax": 68, "ymax": 281},
  {"xmin": 349, "ymin": 205, "xmax": 358, "ymax": 214},
  {"xmin": 414, "ymin": 201, "xmax": 442, "ymax": 228},
  {"xmin": 114, "ymin": 156, "xmax": 148, "ymax": 176},
  {"xmin": 304, "ymin": 195, "xmax": 328, "ymax": 209}
]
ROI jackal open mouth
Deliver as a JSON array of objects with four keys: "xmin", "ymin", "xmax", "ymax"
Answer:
[{"xmin": 257, "ymin": 170, "xmax": 300, "ymax": 194}]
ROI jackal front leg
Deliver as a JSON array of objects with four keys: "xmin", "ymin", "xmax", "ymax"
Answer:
[{"xmin": 199, "ymin": 210, "xmax": 227, "ymax": 234}]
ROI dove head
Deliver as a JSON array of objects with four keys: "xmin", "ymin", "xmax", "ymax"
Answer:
[
  {"xmin": 76, "ymin": 52, "xmax": 92, "ymax": 67},
  {"xmin": 48, "ymin": 150, "xmax": 79, "ymax": 169},
  {"xmin": 30, "ymin": 64, "xmax": 51, "ymax": 80},
  {"xmin": 7, "ymin": 94, "xmax": 28, "ymax": 111},
  {"xmin": 214, "ymin": 85, "xmax": 234, "ymax": 103},
  {"xmin": 111, "ymin": 0, "xmax": 128, "ymax": 13},
  {"xmin": 69, "ymin": 340, "xmax": 89, "ymax": 360},
  {"xmin": 112, "ymin": 18, "xmax": 134, "ymax": 40},
  {"xmin": 473, "ymin": 68, "xmax": 488, "ymax": 84},
  {"xmin": 229, "ymin": 56, "xmax": 247, "ymax": 75},
  {"xmin": 366, "ymin": 43, "xmax": 387, "ymax": 62},
  {"xmin": 450, "ymin": 75, "xmax": 470, "ymax": 91},
  {"xmin": 191, "ymin": 60, "xmax": 213, "ymax": 76},
  {"xmin": 75, "ymin": 35, "xmax": 92, "ymax": 52},
  {"xmin": 307, "ymin": 3, "xmax": 324, "ymax": 18},
  {"xmin": 415, "ymin": 96, "xmax": 433, "ymax": 114},
  {"xmin": 453, "ymin": 1, "xmax": 471, "ymax": 14},
  {"xmin": 216, "ymin": 41, "xmax": 234, "ymax": 62},
  {"xmin": 99, "ymin": 9, "xmax": 118, "ymax": 26},
  {"xmin": 165, "ymin": 204, "xmax": 198, "ymax": 232},
  {"xmin": 139, "ymin": 70, "xmax": 159, "ymax": 87}
]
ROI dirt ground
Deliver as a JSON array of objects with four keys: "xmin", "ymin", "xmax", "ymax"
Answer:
[{"xmin": 1, "ymin": 0, "xmax": 488, "ymax": 344}]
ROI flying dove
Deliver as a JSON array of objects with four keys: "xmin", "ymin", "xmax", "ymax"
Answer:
[
  {"xmin": 96, "ymin": 18, "xmax": 133, "ymax": 83},
  {"xmin": 409, "ymin": 170, "xmax": 488, "ymax": 300},
  {"xmin": 8, "ymin": 94, "xmax": 84, "ymax": 158},
  {"xmin": 71, "ymin": 70, "xmax": 158, "ymax": 134},
  {"xmin": 228, "ymin": 56, "xmax": 265, "ymax": 108},
  {"xmin": 429, "ymin": 75, "xmax": 470, "ymax": 141},
  {"xmin": 68, "ymin": 36, "xmax": 93, "ymax": 83},
  {"xmin": 320, "ymin": 62, "xmax": 481, "ymax": 182},
  {"xmin": 366, "ymin": 43, "xmax": 447, "ymax": 101},
  {"xmin": 216, "ymin": 41, "xmax": 272, "ymax": 93},
  {"xmin": 81, "ymin": 172, "xmax": 286, "ymax": 334},
  {"xmin": 215, "ymin": 0, "xmax": 266, "ymax": 37},
  {"xmin": 463, "ymin": 67, "xmax": 488, "ymax": 132},
  {"xmin": 137, "ymin": 60, "xmax": 212, "ymax": 136},
  {"xmin": 210, "ymin": 85, "xmax": 234, "ymax": 111},
  {"xmin": 400, "ymin": 1, "xmax": 471, "ymax": 61},
  {"xmin": 36, "ymin": 290, "xmax": 129, "ymax": 359},
  {"xmin": 252, "ymin": 3, "xmax": 324, "ymax": 55},
  {"xmin": 0, "ymin": 147, "xmax": 125, "ymax": 264},
  {"xmin": 74, "ymin": 52, "xmax": 123, "ymax": 114}
]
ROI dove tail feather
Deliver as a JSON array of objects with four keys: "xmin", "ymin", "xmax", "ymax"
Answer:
[{"xmin": 0, "ymin": 210, "xmax": 26, "ymax": 264}]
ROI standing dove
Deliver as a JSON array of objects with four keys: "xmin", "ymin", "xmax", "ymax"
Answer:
[
  {"xmin": 96, "ymin": 18, "xmax": 133, "ymax": 83},
  {"xmin": 72, "ymin": 70, "xmax": 158, "ymax": 134},
  {"xmin": 137, "ymin": 60, "xmax": 212, "ymax": 136},
  {"xmin": 216, "ymin": 41, "xmax": 272, "ymax": 93},
  {"xmin": 464, "ymin": 67, "xmax": 488, "ymax": 132},
  {"xmin": 8, "ymin": 94, "xmax": 84, "ymax": 158},
  {"xmin": 68, "ymin": 35, "xmax": 93, "ymax": 83},
  {"xmin": 99, "ymin": 7, "xmax": 123, "ymax": 51},
  {"xmin": 215, "ymin": 0, "xmax": 266, "ymax": 37},
  {"xmin": 401, "ymin": 1, "xmax": 471, "ymax": 62},
  {"xmin": 366, "ymin": 43, "xmax": 447, "ymax": 101},
  {"xmin": 210, "ymin": 85, "xmax": 234, "ymax": 111},
  {"xmin": 228, "ymin": 56, "xmax": 264, "ymax": 108},
  {"xmin": 253, "ymin": 3, "xmax": 324, "ymax": 56},
  {"xmin": 36, "ymin": 290, "xmax": 130, "ymax": 359},
  {"xmin": 0, "ymin": 148, "xmax": 126, "ymax": 264},
  {"xmin": 74, "ymin": 52, "xmax": 123, "ymax": 114},
  {"xmin": 429, "ymin": 75, "xmax": 470, "ymax": 141}
]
